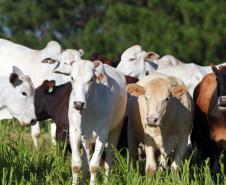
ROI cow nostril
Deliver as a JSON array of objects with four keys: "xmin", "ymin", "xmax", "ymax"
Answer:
[
  {"xmin": 218, "ymin": 96, "xmax": 226, "ymax": 107},
  {"xmin": 74, "ymin": 102, "xmax": 85, "ymax": 110},
  {"xmin": 153, "ymin": 118, "xmax": 158, "ymax": 123},
  {"xmin": 31, "ymin": 119, "xmax": 37, "ymax": 125}
]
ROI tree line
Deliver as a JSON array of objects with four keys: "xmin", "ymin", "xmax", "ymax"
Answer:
[{"xmin": 0, "ymin": 0, "xmax": 226, "ymax": 65}]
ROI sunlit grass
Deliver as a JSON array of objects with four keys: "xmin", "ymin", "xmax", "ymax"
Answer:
[{"xmin": 0, "ymin": 120, "xmax": 225, "ymax": 185}]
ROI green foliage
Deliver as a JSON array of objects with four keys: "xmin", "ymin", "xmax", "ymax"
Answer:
[{"xmin": 0, "ymin": 0, "xmax": 226, "ymax": 65}]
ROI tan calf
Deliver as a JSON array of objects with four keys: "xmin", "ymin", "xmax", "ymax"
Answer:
[{"xmin": 127, "ymin": 73, "xmax": 193, "ymax": 176}]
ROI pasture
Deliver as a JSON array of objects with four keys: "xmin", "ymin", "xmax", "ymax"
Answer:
[{"xmin": 0, "ymin": 120, "xmax": 225, "ymax": 185}]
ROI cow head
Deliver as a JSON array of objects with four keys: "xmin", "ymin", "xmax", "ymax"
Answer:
[
  {"xmin": 52, "ymin": 49, "xmax": 84, "ymax": 75},
  {"xmin": 127, "ymin": 78, "xmax": 187, "ymax": 127},
  {"xmin": 40, "ymin": 48, "xmax": 84, "ymax": 82},
  {"xmin": 8, "ymin": 66, "xmax": 37, "ymax": 126},
  {"xmin": 70, "ymin": 60, "xmax": 106, "ymax": 111},
  {"xmin": 212, "ymin": 64, "xmax": 226, "ymax": 111},
  {"xmin": 116, "ymin": 45, "xmax": 159, "ymax": 79}
]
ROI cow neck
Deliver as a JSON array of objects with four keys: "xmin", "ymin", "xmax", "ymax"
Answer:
[
  {"xmin": 0, "ymin": 77, "xmax": 15, "ymax": 108},
  {"xmin": 46, "ymin": 83, "xmax": 72, "ymax": 118}
]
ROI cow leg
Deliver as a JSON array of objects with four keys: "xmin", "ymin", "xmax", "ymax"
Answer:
[
  {"xmin": 50, "ymin": 122, "xmax": 57, "ymax": 145},
  {"xmin": 159, "ymin": 154, "xmax": 167, "ymax": 170},
  {"xmin": 210, "ymin": 142, "xmax": 221, "ymax": 181},
  {"xmin": 104, "ymin": 121, "xmax": 123, "ymax": 176},
  {"xmin": 70, "ymin": 127, "xmax": 81, "ymax": 185},
  {"xmin": 31, "ymin": 121, "xmax": 41, "ymax": 147},
  {"xmin": 81, "ymin": 144, "xmax": 92, "ymax": 183},
  {"xmin": 144, "ymin": 134, "xmax": 157, "ymax": 176},
  {"xmin": 171, "ymin": 137, "xmax": 188, "ymax": 171},
  {"xmin": 89, "ymin": 132, "xmax": 107, "ymax": 185},
  {"xmin": 127, "ymin": 118, "xmax": 139, "ymax": 164},
  {"xmin": 145, "ymin": 145, "xmax": 157, "ymax": 176}
]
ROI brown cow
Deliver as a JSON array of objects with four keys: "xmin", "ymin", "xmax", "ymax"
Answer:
[
  {"xmin": 35, "ymin": 80, "xmax": 71, "ymax": 150},
  {"xmin": 191, "ymin": 64, "xmax": 226, "ymax": 178}
]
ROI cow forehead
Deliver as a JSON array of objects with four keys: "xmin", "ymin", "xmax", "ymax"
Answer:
[
  {"xmin": 121, "ymin": 45, "xmax": 142, "ymax": 59},
  {"xmin": 71, "ymin": 60, "xmax": 94, "ymax": 79},
  {"xmin": 146, "ymin": 79, "xmax": 170, "ymax": 99}
]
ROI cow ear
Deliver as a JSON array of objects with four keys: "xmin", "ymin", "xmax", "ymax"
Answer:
[
  {"xmin": 171, "ymin": 85, "xmax": 188, "ymax": 97},
  {"xmin": 9, "ymin": 73, "xmax": 19, "ymax": 87},
  {"xmin": 46, "ymin": 80, "xmax": 56, "ymax": 94},
  {"xmin": 127, "ymin": 84, "xmax": 145, "ymax": 96},
  {"xmin": 211, "ymin": 63, "xmax": 219, "ymax": 75},
  {"xmin": 94, "ymin": 61, "xmax": 107, "ymax": 84},
  {"xmin": 41, "ymin": 58, "xmax": 57, "ymax": 64},
  {"xmin": 13, "ymin": 66, "xmax": 24, "ymax": 77},
  {"xmin": 145, "ymin": 52, "xmax": 160, "ymax": 61}
]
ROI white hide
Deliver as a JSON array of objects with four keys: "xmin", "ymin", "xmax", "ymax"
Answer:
[
  {"xmin": 152, "ymin": 54, "xmax": 183, "ymax": 69},
  {"xmin": 158, "ymin": 63, "xmax": 207, "ymax": 96},
  {"xmin": 116, "ymin": 45, "xmax": 158, "ymax": 79},
  {"xmin": 68, "ymin": 60, "xmax": 127, "ymax": 185},
  {"xmin": 201, "ymin": 62, "xmax": 226, "ymax": 73},
  {"xmin": 0, "ymin": 66, "xmax": 36, "ymax": 125}
]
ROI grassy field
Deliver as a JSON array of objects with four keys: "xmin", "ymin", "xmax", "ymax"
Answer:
[{"xmin": 0, "ymin": 120, "xmax": 225, "ymax": 185}]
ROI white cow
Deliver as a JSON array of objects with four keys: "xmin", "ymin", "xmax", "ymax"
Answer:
[
  {"xmin": 0, "ymin": 38, "xmax": 83, "ymax": 146},
  {"xmin": 116, "ymin": 45, "xmax": 182, "ymax": 79},
  {"xmin": 62, "ymin": 60, "xmax": 127, "ymax": 185},
  {"xmin": 0, "ymin": 66, "xmax": 36, "ymax": 125}
]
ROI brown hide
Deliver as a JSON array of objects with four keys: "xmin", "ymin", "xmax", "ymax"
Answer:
[
  {"xmin": 194, "ymin": 73, "xmax": 216, "ymax": 114},
  {"xmin": 35, "ymin": 82, "xmax": 72, "ymax": 148},
  {"xmin": 192, "ymin": 70, "xmax": 226, "ymax": 178}
]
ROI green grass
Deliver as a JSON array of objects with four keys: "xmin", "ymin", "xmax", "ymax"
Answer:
[{"xmin": 0, "ymin": 120, "xmax": 225, "ymax": 185}]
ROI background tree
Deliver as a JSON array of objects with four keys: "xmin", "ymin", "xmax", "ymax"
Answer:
[{"xmin": 0, "ymin": 0, "xmax": 226, "ymax": 65}]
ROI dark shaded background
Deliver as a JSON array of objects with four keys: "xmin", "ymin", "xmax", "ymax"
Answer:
[{"xmin": 0, "ymin": 0, "xmax": 226, "ymax": 65}]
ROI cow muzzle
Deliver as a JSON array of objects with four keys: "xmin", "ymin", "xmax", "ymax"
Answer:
[
  {"xmin": 218, "ymin": 96, "xmax": 226, "ymax": 111},
  {"xmin": 20, "ymin": 118, "xmax": 37, "ymax": 126},
  {"xmin": 74, "ymin": 101, "xmax": 85, "ymax": 111},
  {"xmin": 145, "ymin": 115, "xmax": 160, "ymax": 127}
]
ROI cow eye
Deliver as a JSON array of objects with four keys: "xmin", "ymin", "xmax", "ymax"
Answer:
[
  {"xmin": 89, "ymin": 78, "xmax": 93, "ymax": 83},
  {"xmin": 21, "ymin": 92, "xmax": 27, "ymax": 96},
  {"xmin": 129, "ymin": 58, "xmax": 135, "ymax": 61},
  {"xmin": 71, "ymin": 77, "xmax": 74, "ymax": 81},
  {"xmin": 145, "ymin": 71, "xmax": 149, "ymax": 76}
]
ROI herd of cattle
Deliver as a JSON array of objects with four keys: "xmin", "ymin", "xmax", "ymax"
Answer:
[{"xmin": 0, "ymin": 38, "xmax": 226, "ymax": 184}]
